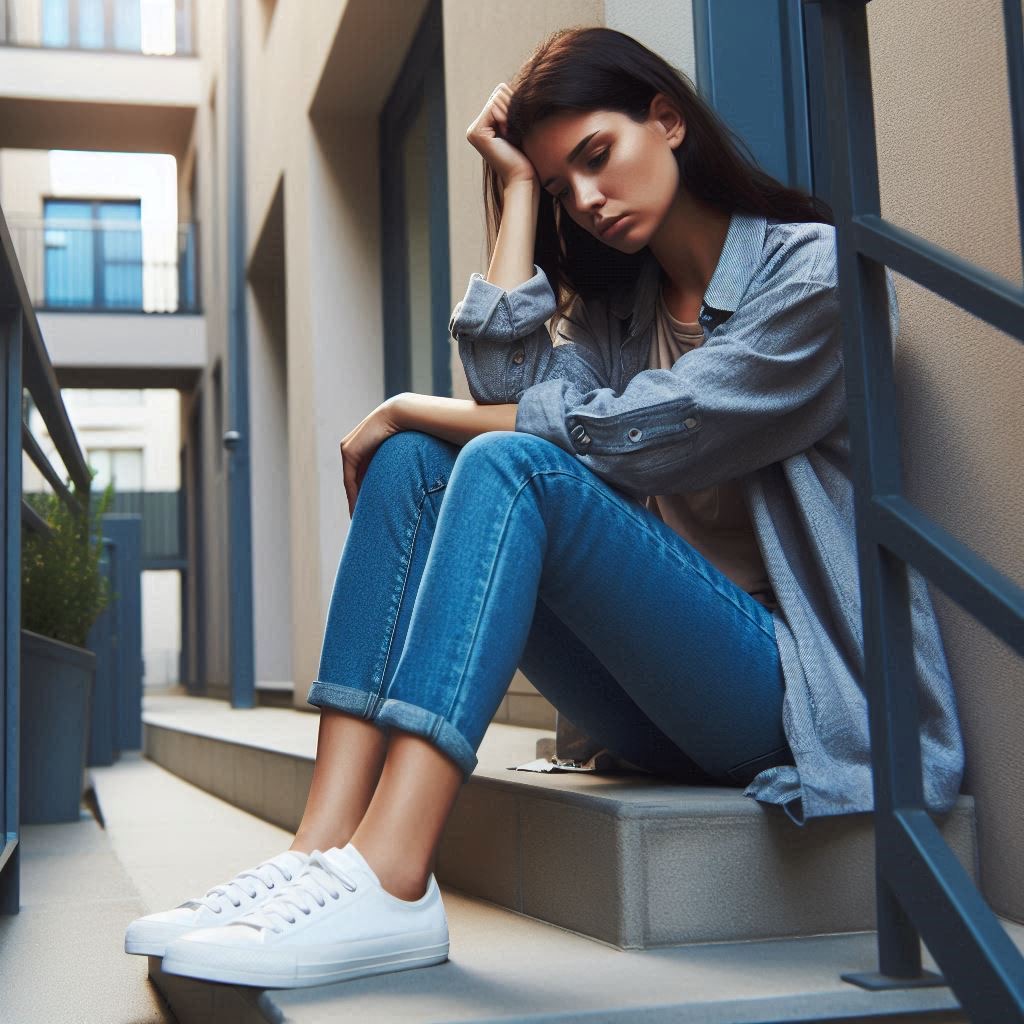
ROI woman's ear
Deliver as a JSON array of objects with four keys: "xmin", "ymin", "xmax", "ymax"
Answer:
[{"xmin": 649, "ymin": 92, "xmax": 686, "ymax": 149}]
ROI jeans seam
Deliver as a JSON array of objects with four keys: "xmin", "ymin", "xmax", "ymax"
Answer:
[
  {"xmin": 531, "ymin": 467, "xmax": 778, "ymax": 645},
  {"xmin": 439, "ymin": 473, "xmax": 536, "ymax": 725},
  {"xmin": 371, "ymin": 487, "xmax": 431, "ymax": 711}
]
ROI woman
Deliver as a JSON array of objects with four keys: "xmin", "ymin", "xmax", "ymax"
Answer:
[{"xmin": 125, "ymin": 26, "xmax": 963, "ymax": 990}]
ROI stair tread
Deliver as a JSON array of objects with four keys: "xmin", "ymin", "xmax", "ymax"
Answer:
[
  {"xmin": 91, "ymin": 746, "xmax": 1021, "ymax": 1023},
  {"xmin": 142, "ymin": 692, "xmax": 975, "ymax": 818}
]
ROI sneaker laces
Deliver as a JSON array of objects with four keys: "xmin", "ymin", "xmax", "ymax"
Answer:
[
  {"xmin": 230, "ymin": 850, "xmax": 358, "ymax": 934},
  {"xmin": 178, "ymin": 855, "xmax": 302, "ymax": 915}
]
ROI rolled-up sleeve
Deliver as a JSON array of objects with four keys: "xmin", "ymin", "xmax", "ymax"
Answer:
[
  {"xmin": 515, "ymin": 262, "xmax": 895, "ymax": 499},
  {"xmin": 450, "ymin": 264, "xmax": 609, "ymax": 405}
]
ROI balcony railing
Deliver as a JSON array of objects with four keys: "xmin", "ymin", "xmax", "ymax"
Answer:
[
  {"xmin": 1, "ymin": 200, "xmax": 96, "ymax": 910},
  {"xmin": 0, "ymin": 0, "xmax": 194, "ymax": 56},
  {"xmin": 6, "ymin": 217, "xmax": 200, "ymax": 315}
]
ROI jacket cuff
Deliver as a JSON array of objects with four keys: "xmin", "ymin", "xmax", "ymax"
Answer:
[
  {"xmin": 449, "ymin": 264, "xmax": 557, "ymax": 343},
  {"xmin": 514, "ymin": 378, "xmax": 580, "ymax": 456}
]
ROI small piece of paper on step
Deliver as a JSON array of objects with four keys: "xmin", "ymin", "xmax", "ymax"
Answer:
[{"xmin": 508, "ymin": 756, "xmax": 607, "ymax": 773}]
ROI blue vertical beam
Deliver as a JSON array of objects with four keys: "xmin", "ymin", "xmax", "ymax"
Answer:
[
  {"xmin": 0, "ymin": 307, "xmax": 22, "ymax": 915},
  {"xmin": 1002, "ymin": 0, "xmax": 1024, "ymax": 281},
  {"xmin": 85, "ymin": 541, "xmax": 116, "ymax": 766},
  {"xmin": 693, "ymin": 0, "xmax": 813, "ymax": 191},
  {"xmin": 102, "ymin": 515, "xmax": 143, "ymax": 750},
  {"xmin": 225, "ymin": 0, "xmax": 254, "ymax": 708}
]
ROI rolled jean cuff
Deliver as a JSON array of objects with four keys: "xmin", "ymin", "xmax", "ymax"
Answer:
[
  {"xmin": 305, "ymin": 681, "xmax": 478, "ymax": 783},
  {"xmin": 307, "ymin": 680, "xmax": 383, "ymax": 721}
]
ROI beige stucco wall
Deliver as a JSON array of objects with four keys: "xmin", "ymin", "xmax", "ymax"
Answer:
[{"xmin": 868, "ymin": 2, "xmax": 1023, "ymax": 922}]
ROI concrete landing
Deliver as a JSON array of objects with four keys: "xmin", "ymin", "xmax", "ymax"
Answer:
[{"xmin": 0, "ymin": 800, "xmax": 177, "ymax": 1024}]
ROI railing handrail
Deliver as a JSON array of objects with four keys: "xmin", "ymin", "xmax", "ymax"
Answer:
[
  {"xmin": 0, "ymin": 205, "xmax": 90, "ymax": 494},
  {"xmin": 17, "ymin": 217, "xmax": 197, "ymax": 231}
]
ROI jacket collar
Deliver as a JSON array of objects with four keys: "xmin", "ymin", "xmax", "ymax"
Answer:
[{"xmin": 610, "ymin": 210, "xmax": 768, "ymax": 338}]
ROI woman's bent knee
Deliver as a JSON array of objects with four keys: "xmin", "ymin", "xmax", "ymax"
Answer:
[{"xmin": 365, "ymin": 429, "xmax": 460, "ymax": 488}]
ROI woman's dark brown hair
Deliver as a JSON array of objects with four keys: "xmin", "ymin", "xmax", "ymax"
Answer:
[{"xmin": 485, "ymin": 25, "xmax": 834, "ymax": 321}]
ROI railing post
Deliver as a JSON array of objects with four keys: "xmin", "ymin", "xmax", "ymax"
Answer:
[{"xmin": 0, "ymin": 305, "xmax": 22, "ymax": 915}]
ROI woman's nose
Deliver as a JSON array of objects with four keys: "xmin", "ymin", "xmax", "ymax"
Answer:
[{"xmin": 577, "ymin": 185, "xmax": 605, "ymax": 213}]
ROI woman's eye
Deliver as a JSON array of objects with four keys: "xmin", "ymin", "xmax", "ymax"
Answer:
[{"xmin": 555, "ymin": 151, "xmax": 607, "ymax": 203}]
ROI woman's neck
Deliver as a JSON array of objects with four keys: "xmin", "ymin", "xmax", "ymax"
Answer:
[{"xmin": 647, "ymin": 190, "xmax": 732, "ymax": 317}]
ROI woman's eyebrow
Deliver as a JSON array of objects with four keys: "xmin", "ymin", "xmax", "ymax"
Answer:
[{"xmin": 541, "ymin": 130, "xmax": 600, "ymax": 188}]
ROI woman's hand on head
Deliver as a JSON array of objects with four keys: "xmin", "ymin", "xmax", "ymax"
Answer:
[
  {"xmin": 340, "ymin": 395, "xmax": 406, "ymax": 519},
  {"xmin": 466, "ymin": 83, "xmax": 538, "ymax": 191}
]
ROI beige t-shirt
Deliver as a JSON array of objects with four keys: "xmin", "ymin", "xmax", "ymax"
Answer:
[{"xmin": 644, "ymin": 288, "xmax": 779, "ymax": 612}]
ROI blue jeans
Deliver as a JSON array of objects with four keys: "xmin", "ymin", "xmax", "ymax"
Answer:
[{"xmin": 306, "ymin": 429, "xmax": 792, "ymax": 787}]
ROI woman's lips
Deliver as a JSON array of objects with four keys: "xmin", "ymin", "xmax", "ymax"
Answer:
[{"xmin": 599, "ymin": 214, "xmax": 630, "ymax": 239}]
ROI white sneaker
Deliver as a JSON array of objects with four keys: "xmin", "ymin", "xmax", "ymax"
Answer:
[
  {"xmin": 124, "ymin": 849, "xmax": 311, "ymax": 957},
  {"xmin": 160, "ymin": 842, "xmax": 449, "ymax": 988}
]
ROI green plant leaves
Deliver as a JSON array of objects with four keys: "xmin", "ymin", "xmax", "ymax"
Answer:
[{"xmin": 21, "ymin": 482, "xmax": 114, "ymax": 648}]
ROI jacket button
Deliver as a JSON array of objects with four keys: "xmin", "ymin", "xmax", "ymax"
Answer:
[
  {"xmin": 570, "ymin": 424, "xmax": 591, "ymax": 446},
  {"xmin": 627, "ymin": 428, "xmax": 642, "ymax": 441},
  {"xmin": 512, "ymin": 350, "xmax": 524, "ymax": 364},
  {"xmin": 683, "ymin": 417, "xmax": 697, "ymax": 429}
]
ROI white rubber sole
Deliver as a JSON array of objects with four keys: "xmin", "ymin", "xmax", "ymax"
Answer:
[
  {"xmin": 161, "ymin": 941, "xmax": 450, "ymax": 988},
  {"xmin": 125, "ymin": 924, "xmax": 194, "ymax": 957}
]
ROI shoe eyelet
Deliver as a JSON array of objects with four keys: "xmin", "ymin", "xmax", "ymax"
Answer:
[
  {"xmin": 214, "ymin": 906, "xmax": 223, "ymax": 914},
  {"xmin": 285, "ymin": 873, "xmax": 293, "ymax": 881},
  {"xmin": 267, "ymin": 882, "xmax": 275, "ymax": 889}
]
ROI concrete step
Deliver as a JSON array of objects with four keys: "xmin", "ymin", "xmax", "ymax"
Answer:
[
  {"xmin": 89, "ymin": 749, "xmax": 996, "ymax": 1024},
  {"xmin": 140, "ymin": 692, "xmax": 978, "ymax": 949}
]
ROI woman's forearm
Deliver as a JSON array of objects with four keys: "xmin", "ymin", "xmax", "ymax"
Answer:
[
  {"xmin": 393, "ymin": 393, "xmax": 518, "ymax": 447},
  {"xmin": 486, "ymin": 181, "xmax": 540, "ymax": 290}
]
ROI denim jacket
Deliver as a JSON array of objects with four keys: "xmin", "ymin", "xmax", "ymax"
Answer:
[{"xmin": 449, "ymin": 211, "xmax": 965, "ymax": 824}]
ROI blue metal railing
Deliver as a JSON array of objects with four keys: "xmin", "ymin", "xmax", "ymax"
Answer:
[
  {"xmin": 7, "ymin": 217, "xmax": 200, "ymax": 315},
  {"xmin": 0, "ymin": 0, "xmax": 195, "ymax": 56},
  {"xmin": 808, "ymin": 1, "xmax": 1024, "ymax": 1020},
  {"xmin": 0, "ymin": 200, "xmax": 93, "ymax": 913}
]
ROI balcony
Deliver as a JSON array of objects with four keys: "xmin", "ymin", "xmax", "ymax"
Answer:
[
  {"xmin": 0, "ymin": 0, "xmax": 195, "ymax": 55},
  {"xmin": 0, "ymin": 0, "xmax": 199, "ymax": 158},
  {"xmin": 8, "ymin": 213, "xmax": 205, "ymax": 387},
  {"xmin": 8, "ymin": 213, "xmax": 199, "ymax": 314}
]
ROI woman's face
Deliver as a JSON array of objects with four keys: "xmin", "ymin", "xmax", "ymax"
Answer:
[{"xmin": 520, "ymin": 94, "xmax": 685, "ymax": 253}]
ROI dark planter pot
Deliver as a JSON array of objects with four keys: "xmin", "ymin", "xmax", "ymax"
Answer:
[{"xmin": 20, "ymin": 629, "xmax": 96, "ymax": 824}]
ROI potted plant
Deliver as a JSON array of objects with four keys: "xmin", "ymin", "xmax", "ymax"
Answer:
[{"xmin": 20, "ymin": 482, "xmax": 113, "ymax": 823}]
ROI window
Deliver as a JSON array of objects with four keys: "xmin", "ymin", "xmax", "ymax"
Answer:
[
  {"xmin": 87, "ymin": 449, "xmax": 144, "ymax": 491},
  {"xmin": 43, "ymin": 198, "xmax": 143, "ymax": 311},
  {"xmin": 42, "ymin": 0, "xmax": 142, "ymax": 51}
]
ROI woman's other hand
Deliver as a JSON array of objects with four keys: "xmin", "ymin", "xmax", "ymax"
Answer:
[
  {"xmin": 340, "ymin": 395, "xmax": 406, "ymax": 518},
  {"xmin": 466, "ymin": 83, "xmax": 537, "ymax": 191}
]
